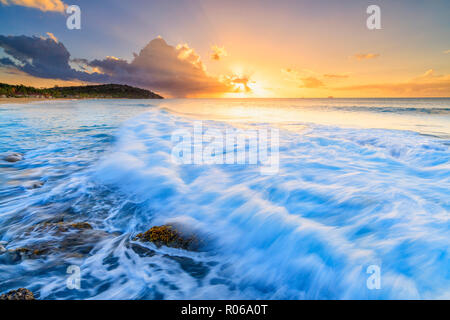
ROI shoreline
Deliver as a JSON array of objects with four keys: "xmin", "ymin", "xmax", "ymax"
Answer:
[
  {"xmin": 0, "ymin": 97, "xmax": 75, "ymax": 105},
  {"xmin": 0, "ymin": 97, "xmax": 155, "ymax": 105}
]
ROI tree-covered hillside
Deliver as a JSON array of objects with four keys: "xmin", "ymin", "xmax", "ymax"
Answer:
[{"xmin": 0, "ymin": 83, "xmax": 163, "ymax": 99}]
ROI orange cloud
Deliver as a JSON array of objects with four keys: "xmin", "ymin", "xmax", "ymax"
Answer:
[
  {"xmin": 210, "ymin": 45, "xmax": 227, "ymax": 61},
  {"xmin": 221, "ymin": 74, "xmax": 252, "ymax": 92},
  {"xmin": 88, "ymin": 37, "xmax": 234, "ymax": 97},
  {"xmin": 352, "ymin": 53, "xmax": 380, "ymax": 61},
  {"xmin": 300, "ymin": 76, "xmax": 324, "ymax": 88},
  {"xmin": 323, "ymin": 73, "xmax": 349, "ymax": 79},
  {"xmin": 0, "ymin": 0, "xmax": 66, "ymax": 12},
  {"xmin": 45, "ymin": 32, "xmax": 58, "ymax": 43},
  {"xmin": 336, "ymin": 69, "xmax": 450, "ymax": 97},
  {"xmin": 282, "ymin": 68, "xmax": 325, "ymax": 88},
  {"xmin": 416, "ymin": 69, "xmax": 437, "ymax": 79}
]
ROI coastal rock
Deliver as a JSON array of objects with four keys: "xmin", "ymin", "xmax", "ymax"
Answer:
[
  {"xmin": 32, "ymin": 221, "xmax": 93, "ymax": 233},
  {"xmin": 30, "ymin": 181, "xmax": 45, "ymax": 189},
  {"xmin": 24, "ymin": 180, "xmax": 45, "ymax": 189},
  {"xmin": 134, "ymin": 225, "xmax": 199, "ymax": 250},
  {"xmin": 3, "ymin": 152, "xmax": 24, "ymax": 162},
  {"xmin": 70, "ymin": 222, "xmax": 93, "ymax": 230},
  {"xmin": 0, "ymin": 288, "xmax": 35, "ymax": 300},
  {"xmin": 7, "ymin": 247, "xmax": 47, "ymax": 258},
  {"xmin": 3, "ymin": 221, "xmax": 107, "ymax": 261}
]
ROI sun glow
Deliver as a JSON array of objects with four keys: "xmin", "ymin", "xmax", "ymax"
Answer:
[
  {"xmin": 221, "ymin": 66, "xmax": 272, "ymax": 98},
  {"xmin": 222, "ymin": 79, "xmax": 270, "ymax": 98}
]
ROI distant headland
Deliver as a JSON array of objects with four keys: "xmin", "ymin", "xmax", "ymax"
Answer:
[{"xmin": 0, "ymin": 83, "xmax": 164, "ymax": 99}]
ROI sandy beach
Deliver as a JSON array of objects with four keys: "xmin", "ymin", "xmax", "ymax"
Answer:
[
  {"xmin": 0, "ymin": 97, "xmax": 58, "ymax": 105},
  {"xmin": 0, "ymin": 97, "xmax": 121, "ymax": 105}
]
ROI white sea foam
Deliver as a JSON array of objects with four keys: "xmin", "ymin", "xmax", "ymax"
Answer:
[
  {"xmin": 91, "ymin": 107, "xmax": 450, "ymax": 299},
  {"xmin": 0, "ymin": 99, "xmax": 449, "ymax": 299}
]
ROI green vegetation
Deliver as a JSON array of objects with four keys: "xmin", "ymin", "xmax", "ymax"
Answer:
[{"xmin": 0, "ymin": 83, "xmax": 163, "ymax": 99}]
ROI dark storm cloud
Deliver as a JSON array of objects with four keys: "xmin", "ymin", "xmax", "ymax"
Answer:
[
  {"xmin": 87, "ymin": 37, "xmax": 230, "ymax": 97},
  {"xmin": 0, "ymin": 35, "xmax": 106, "ymax": 82},
  {"xmin": 0, "ymin": 35, "xmax": 232, "ymax": 97},
  {"xmin": 0, "ymin": 57, "xmax": 16, "ymax": 66}
]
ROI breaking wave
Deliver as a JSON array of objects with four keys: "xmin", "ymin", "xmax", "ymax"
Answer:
[{"xmin": 0, "ymin": 99, "xmax": 449, "ymax": 299}]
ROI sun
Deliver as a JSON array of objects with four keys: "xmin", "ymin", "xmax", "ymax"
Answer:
[{"xmin": 223, "ymin": 80, "xmax": 271, "ymax": 98}]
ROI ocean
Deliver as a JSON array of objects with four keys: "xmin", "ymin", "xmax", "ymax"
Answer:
[{"xmin": 0, "ymin": 98, "xmax": 449, "ymax": 299}]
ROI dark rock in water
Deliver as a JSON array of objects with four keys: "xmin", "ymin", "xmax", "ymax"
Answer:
[
  {"xmin": 134, "ymin": 225, "xmax": 199, "ymax": 250},
  {"xmin": 32, "ymin": 221, "xmax": 93, "ymax": 233},
  {"xmin": 14, "ymin": 248, "xmax": 31, "ymax": 254},
  {"xmin": 24, "ymin": 180, "xmax": 45, "ymax": 189},
  {"xmin": 4, "ymin": 247, "xmax": 47, "ymax": 261},
  {"xmin": 3, "ymin": 152, "xmax": 23, "ymax": 162},
  {"xmin": 0, "ymin": 242, "xmax": 6, "ymax": 253},
  {"xmin": 0, "ymin": 288, "xmax": 35, "ymax": 300},
  {"xmin": 30, "ymin": 181, "xmax": 44, "ymax": 189},
  {"xmin": 2, "ymin": 221, "xmax": 107, "ymax": 261},
  {"xmin": 69, "ymin": 222, "xmax": 93, "ymax": 230}
]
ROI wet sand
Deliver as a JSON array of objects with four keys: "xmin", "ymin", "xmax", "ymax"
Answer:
[
  {"xmin": 0, "ymin": 97, "xmax": 143, "ymax": 105},
  {"xmin": 0, "ymin": 97, "xmax": 61, "ymax": 105}
]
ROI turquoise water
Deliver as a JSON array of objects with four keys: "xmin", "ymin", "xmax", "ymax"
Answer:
[{"xmin": 0, "ymin": 98, "xmax": 449, "ymax": 299}]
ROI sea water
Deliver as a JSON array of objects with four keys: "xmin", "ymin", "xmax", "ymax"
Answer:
[{"xmin": 0, "ymin": 98, "xmax": 449, "ymax": 299}]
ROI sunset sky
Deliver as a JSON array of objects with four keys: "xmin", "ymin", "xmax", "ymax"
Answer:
[{"xmin": 0, "ymin": 0, "xmax": 449, "ymax": 98}]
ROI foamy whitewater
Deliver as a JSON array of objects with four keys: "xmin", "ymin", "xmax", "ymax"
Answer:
[{"xmin": 0, "ymin": 98, "xmax": 449, "ymax": 299}]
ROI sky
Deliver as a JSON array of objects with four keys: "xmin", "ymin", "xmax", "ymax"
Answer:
[{"xmin": 0, "ymin": 0, "xmax": 449, "ymax": 98}]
